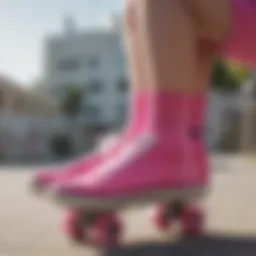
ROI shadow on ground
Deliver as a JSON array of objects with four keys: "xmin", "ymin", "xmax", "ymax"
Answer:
[{"xmin": 103, "ymin": 234, "xmax": 256, "ymax": 256}]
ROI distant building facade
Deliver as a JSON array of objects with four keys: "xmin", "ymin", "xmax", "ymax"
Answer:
[{"xmin": 43, "ymin": 15, "xmax": 129, "ymax": 133}]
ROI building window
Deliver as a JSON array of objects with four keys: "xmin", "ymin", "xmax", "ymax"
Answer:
[
  {"xmin": 117, "ymin": 77, "xmax": 128, "ymax": 93},
  {"xmin": 87, "ymin": 80, "xmax": 103, "ymax": 93},
  {"xmin": 86, "ymin": 105, "xmax": 101, "ymax": 120},
  {"xmin": 57, "ymin": 57, "xmax": 80, "ymax": 71},
  {"xmin": 87, "ymin": 56, "xmax": 100, "ymax": 70}
]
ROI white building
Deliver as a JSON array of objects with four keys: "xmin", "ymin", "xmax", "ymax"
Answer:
[{"xmin": 43, "ymin": 16, "xmax": 129, "ymax": 131}]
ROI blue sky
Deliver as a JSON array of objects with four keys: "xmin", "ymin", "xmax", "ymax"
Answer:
[{"xmin": 0, "ymin": 0, "xmax": 124, "ymax": 86}]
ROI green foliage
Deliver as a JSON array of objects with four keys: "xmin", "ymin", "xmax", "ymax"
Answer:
[
  {"xmin": 212, "ymin": 59, "xmax": 251, "ymax": 91},
  {"xmin": 62, "ymin": 86, "xmax": 83, "ymax": 116},
  {"xmin": 226, "ymin": 60, "xmax": 251, "ymax": 82},
  {"xmin": 212, "ymin": 60, "xmax": 238, "ymax": 91}
]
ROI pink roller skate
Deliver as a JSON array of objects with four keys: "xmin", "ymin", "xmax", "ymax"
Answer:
[
  {"xmin": 49, "ymin": 91, "xmax": 209, "ymax": 245},
  {"xmin": 30, "ymin": 134, "xmax": 118, "ymax": 195},
  {"xmin": 30, "ymin": 92, "xmax": 150, "ymax": 196}
]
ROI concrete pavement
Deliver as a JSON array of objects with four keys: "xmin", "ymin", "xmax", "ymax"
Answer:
[{"xmin": 0, "ymin": 156, "xmax": 256, "ymax": 255}]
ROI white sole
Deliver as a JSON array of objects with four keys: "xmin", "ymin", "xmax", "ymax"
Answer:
[{"xmin": 48, "ymin": 186, "xmax": 208, "ymax": 211}]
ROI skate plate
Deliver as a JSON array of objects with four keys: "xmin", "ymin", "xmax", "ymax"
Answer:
[{"xmin": 50, "ymin": 186, "xmax": 207, "ymax": 211}]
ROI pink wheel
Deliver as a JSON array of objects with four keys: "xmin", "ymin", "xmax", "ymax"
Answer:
[
  {"xmin": 91, "ymin": 213, "xmax": 122, "ymax": 247},
  {"xmin": 180, "ymin": 206, "xmax": 204, "ymax": 237},
  {"xmin": 62, "ymin": 210, "xmax": 85, "ymax": 243}
]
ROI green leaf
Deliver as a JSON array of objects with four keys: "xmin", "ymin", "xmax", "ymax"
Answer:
[{"xmin": 212, "ymin": 59, "xmax": 251, "ymax": 91}]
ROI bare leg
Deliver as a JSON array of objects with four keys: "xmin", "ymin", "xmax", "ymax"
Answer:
[
  {"xmin": 134, "ymin": 0, "xmax": 199, "ymax": 92},
  {"xmin": 127, "ymin": 0, "xmax": 228, "ymax": 92},
  {"xmin": 123, "ymin": 0, "xmax": 149, "ymax": 90}
]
